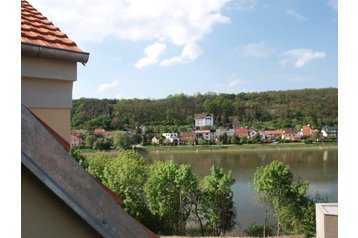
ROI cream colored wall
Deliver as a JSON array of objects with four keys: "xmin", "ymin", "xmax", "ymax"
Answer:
[
  {"xmin": 29, "ymin": 108, "xmax": 71, "ymax": 143},
  {"xmin": 22, "ymin": 165, "xmax": 103, "ymax": 238},
  {"xmin": 21, "ymin": 55, "xmax": 77, "ymax": 143},
  {"xmin": 22, "ymin": 77, "xmax": 73, "ymax": 109},
  {"xmin": 22, "ymin": 55, "xmax": 77, "ymax": 81}
]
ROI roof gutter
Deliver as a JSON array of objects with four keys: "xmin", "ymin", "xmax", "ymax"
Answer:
[{"xmin": 21, "ymin": 42, "xmax": 90, "ymax": 64}]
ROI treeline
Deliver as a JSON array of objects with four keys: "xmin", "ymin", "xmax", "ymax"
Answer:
[{"xmin": 71, "ymin": 88, "xmax": 338, "ymax": 131}]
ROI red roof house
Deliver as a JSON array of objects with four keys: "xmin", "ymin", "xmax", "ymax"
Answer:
[{"xmin": 234, "ymin": 128, "xmax": 250, "ymax": 137}]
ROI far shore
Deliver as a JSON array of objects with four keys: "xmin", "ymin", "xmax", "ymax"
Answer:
[
  {"xmin": 144, "ymin": 142, "xmax": 337, "ymax": 153},
  {"xmin": 79, "ymin": 142, "xmax": 337, "ymax": 155}
]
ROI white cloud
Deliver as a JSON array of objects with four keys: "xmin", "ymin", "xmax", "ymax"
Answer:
[
  {"xmin": 98, "ymin": 80, "xmax": 119, "ymax": 93},
  {"xmin": 160, "ymin": 43, "xmax": 202, "ymax": 66},
  {"xmin": 135, "ymin": 42, "xmax": 167, "ymax": 68},
  {"xmin": 236, "ymin": 0, "xmax": 257, "ymax": 11},
  {"xmin": 228, "ymin": 78, "xmax": 245, "ymax": 87},
  {"xmin": 280, "ymin": 49, "xmax": 326, "ymax": 68},
  {"xmin": 243, "ymin": 41, "xmax": 273, "ymax": 58},
  {"xmin": 32, "ymin": 0, "xmax": 231, "ymax": 66},
  {"xmin": 285, "ymin": 9, "xmax": 307, "ymax": 22}
]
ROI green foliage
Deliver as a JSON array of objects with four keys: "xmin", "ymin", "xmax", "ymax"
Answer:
[
  {"xmin": 244, "ymin": 222, "xmax": 273, "ymax": 237},
  {"xmin": 70, "ymin": 148, "xmax": 88, "ymax": 169},
  {"xmin": 82, "ymin": 150, "xmax": 238, "ymax": 236},
  {"xmin": 72, "ymin": 88, "xmax": 338, "ymax": 130},
  {"xmin": 113, "ymin": 131, "xmax": 131, "ymax": 149},
  {"xmin": 144, "ymin": 162, "xmax": 199, "ymax": 235},
  {"xmin": 86, "ymin": 152, "xmax": 111, "ymax": 180},
  {"xmin": 94, "ymin": 138, "xmax": 111, "ymax": 150},
  {"xmin": 102, "ymin": 151, "xmax": 153, "ymax": 225},
  {"xmin": 253, "ymin": 160, "xmax": 316, "ymax": 236},
  {"xmin": 200, "ymin": 166, "xmax": 236, "ymax": 236},
  {"xmin": 85, "ymin": 134, "xmax": 96, "ymax": 148}
]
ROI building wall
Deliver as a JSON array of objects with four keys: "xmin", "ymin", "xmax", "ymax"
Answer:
[
  {"xmin": 21, "ymin": 55, "xmax": 77, "ymax": 143},
  {"xmin": 26, "ymin": 108, "xmax": 71, "ymax": 144},
  {"xmin": 22, "ymin": 165, "xmax": 103, "ymax": 238},
  {"xmin": 316, "ymin": 203, "xmax": 338, "ymax": 238}
]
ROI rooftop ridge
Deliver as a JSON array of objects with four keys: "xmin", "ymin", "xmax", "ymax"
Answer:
[{"xmin": 21, "ymin": 0, "xmax": 83, "ymax": 52}]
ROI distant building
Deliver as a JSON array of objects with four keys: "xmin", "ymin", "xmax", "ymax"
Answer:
[
  {"xmin": 195, "ymin": 130, "xmax": 214, "ymax": 141},
  {"xmin": 179, "ymin": 132, "xmax": 196, "ymax": 145},
  {"xmin": 151, "ymin": 136, "xmax": 160, "ymax": 145},
  {"xmin": 260, "ymin": 130, "xmax": 282, "ymax": 140},
  {"xmin": 234, "ymin": 128, "xmax": 250, "ymax": 138},
  {"xmin": 281, "ymin": 128, "xmax": 298, "ymax": 141},
  {"xmin": 93, "ymin": 128, "xmax": 105, "ymax": 137},
  {"xmin": 321, "ymin": 126, "xmax": 338, "ymax": 139},
  {"xmin": 195, "ymin": 113, "xmax": 214, "ymax": 127},
  {"xmin": 162, "ymin": 133, "xmax": 179, "ymax": 144},
  {"xmin": 298, "ymin": 124, "xmax": 319, "ymax": 138},
  {"xmin": 70, "ymin": 134, "xmax": 82, "ymax": 147}
]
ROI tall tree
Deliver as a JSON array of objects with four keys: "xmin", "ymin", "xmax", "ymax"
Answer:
[
  {"xmin": 144, "ymin": 162, "xmax": 198, "ymax": 235},
  {"xmin": 253, "ymin": 160, "xmax": 315, "ymax": 236},
  {"xmin": 200, "ymin": 166, "xmax": 236, "ymax": 236}
]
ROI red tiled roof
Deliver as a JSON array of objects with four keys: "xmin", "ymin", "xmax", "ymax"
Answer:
[
  {"xmin": 234, "ymin": 128, "xmax": 250, "ymax": 136},
  {"xmin": 264, "ymin": 130, "xmax": 282, "ymax": 135},
  {"xmin": 21, "ymin": 0, "xmax": 83, "ymax": 52},
  {"xmin": 70, "ymin": 134, "xmax": 80, "ymax": 141}
]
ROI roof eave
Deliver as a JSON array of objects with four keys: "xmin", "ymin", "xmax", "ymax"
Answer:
[{"xmin": 21, "ymin": 42, "xmax": 90, "ymax": 64}]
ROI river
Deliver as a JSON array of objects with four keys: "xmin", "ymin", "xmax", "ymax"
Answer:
[{"xmin": 143, "ymin": 147, "xmax": 338, "ymax": 235}]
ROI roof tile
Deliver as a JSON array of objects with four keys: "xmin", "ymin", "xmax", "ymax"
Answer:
[{"xmin": 21, "ymin": 0, "xmax": 83, "ymax": 52}]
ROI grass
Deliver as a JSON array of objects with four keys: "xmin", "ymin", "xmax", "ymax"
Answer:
[
  {"xmin": 144, "ymin": 141, "xmax": 337, "ymax": 153},
  {"xmin": 78, "ymin": 142, "xmax": 337, "ymax": 155}
]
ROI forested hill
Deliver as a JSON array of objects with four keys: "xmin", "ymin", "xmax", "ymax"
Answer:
[{"xmin": 71, "ymin": 88, "xmax": 338, "ymax": 131}]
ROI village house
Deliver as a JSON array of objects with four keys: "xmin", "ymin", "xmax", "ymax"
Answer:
[
  {"xmin": 194, "ymin": 113, "xmax": 214, "ymax": 127},
  {"xmin": 260, "ymin": 130, "xmax": 282, "ymax": 141},
  {"xmin": 298, "ymin": 124, "xmax": 319, "ymax": 139},
  {"xmin": 93, "ymin": 128, "xmax": 106, "ymax": 137},
  {"xmin": 321, "ymin": 125, "xmax": 338, "ymax": 139},
  {"xmin": 70, "ymin": 134, "xmax": 83, "ymax": 148},
  {"xmin": 214, "ymin": 128, "xmax": 235, "ymax": 138},
  {"xmin": 281, "ymin": 128, "xmax": 298, "ymax": 141},
  {"xmin": 162, "ymin": 132, "xmax": 180, "ymax": 144},
  {"xmin": 195, "ymin": 129, "xmax": 214, "ymax": 141},
  {"xmin": 151, "ymin": 136, "xmax": 160, "ymax": 145},
  {"xmin": 234, "ymin": 127, "xmax": 250, "ymax": 138},
  {"xmin": 179, "ymin": 132, "xmax": 196, "ymax": 145}
]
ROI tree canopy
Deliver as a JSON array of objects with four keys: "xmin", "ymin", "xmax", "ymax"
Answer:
[{"xmin": 71, "ymin": 88, "xmax": 338, "ymax": 131}]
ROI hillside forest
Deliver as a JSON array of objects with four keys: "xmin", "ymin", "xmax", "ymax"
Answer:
[{"xmin": 71, "ymin": 88, "xmax": 338, "ymax": 132}]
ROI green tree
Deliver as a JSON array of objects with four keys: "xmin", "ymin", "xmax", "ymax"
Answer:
[
  {"xmin": 70, "ymin": 148, "xmax": 88, "ymax": 169},
  {"xmin": 102, "ymin": 151, "xmax": 156, "ymax": 229},
  {"xmin": 85, "ymin": 134, "xmax": 96, "ymax": 148},
  {"xmin": 199, "ymin": 166, "xmax": 236, "ymax": 236},
  {"xmin": 86, "ymin": 152, "xmax": 110, "ymax": 181},
  {"xmin": 113, "ymin": 131, "xmax": 131, "ymax": 149},
  {"xmin": 144, "ymin": 162, "xmax": 199, "ymax": 235},
  {"xmin": 253, "ymin": 161, "xmax": 315, "ymax": 236}
]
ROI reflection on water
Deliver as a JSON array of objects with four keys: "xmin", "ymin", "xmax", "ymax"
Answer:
[{"xmin": 144, "ymin": 148, "xmax": 338, "ymax": 235}]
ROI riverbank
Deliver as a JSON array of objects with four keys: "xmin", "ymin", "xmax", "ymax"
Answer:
[
  {"xmin": 144, "ymin": 142, "xmax": 337, "ymax": 153},
  {"xmin": 161, "ymin": 236, "xmax": 303, "ymax": 238},
  {"xmin": 78, "ymin": 142, "xmax": 337, "ymax": 155}
]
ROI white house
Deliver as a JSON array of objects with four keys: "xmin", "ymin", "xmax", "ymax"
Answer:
[
  {"xmin": 195, "ymin": 113, "xmax": 214, "ymax": 127},
  {"xmin": 162, "ymin": 133, "xmax": 179, "ymax": 143}
]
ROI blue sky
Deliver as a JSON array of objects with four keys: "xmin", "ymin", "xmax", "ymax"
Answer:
[{"xmin": 32, "ymin": 0, "xmax": 338, "ymax": 99}]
